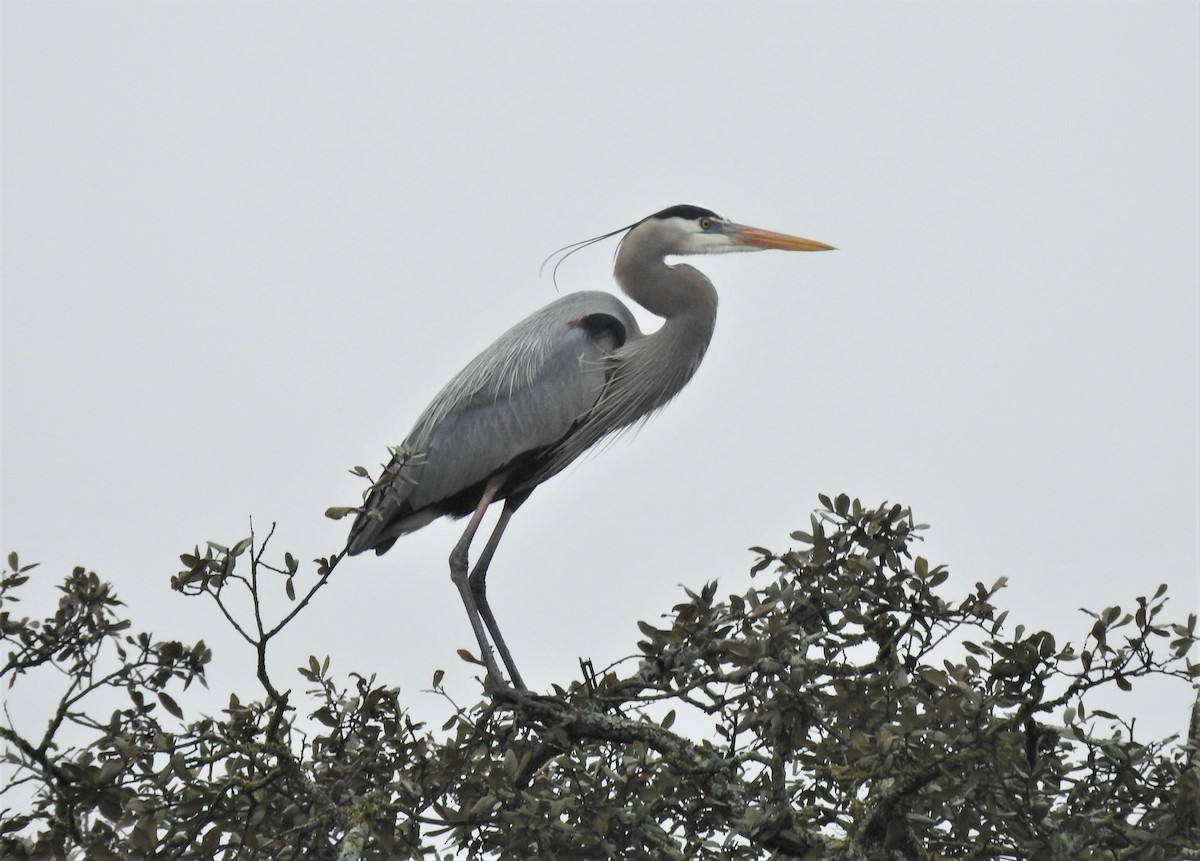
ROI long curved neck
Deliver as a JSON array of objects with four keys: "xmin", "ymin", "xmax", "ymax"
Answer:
[
  {"xmin": 610, "ymin": 235, "xmax": 719, "ymax": 418},
  {"xmin": 616, "ymin": 256, "xmax": 718, "ymax": 357}
]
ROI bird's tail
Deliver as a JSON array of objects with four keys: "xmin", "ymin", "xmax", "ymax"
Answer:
[
  {"xmin": 345, "ymin": 482, "xmax": 440, "ymax": 557},
  {"xmin": 345, "ymin": 501, "xmax": 390, "ymax": 556}
]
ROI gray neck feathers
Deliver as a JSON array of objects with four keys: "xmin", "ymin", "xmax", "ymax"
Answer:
[{"xmin": 605, "ymin": 227, "xmax": 719, "ymax": 428}]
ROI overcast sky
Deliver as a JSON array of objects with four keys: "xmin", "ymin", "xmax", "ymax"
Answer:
[{"xmin": 4, "ymin": 2, "xmax": 1197, "ymax": 745}]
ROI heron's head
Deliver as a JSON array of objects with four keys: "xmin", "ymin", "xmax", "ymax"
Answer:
[
  {"xmin": 541, "ymin": 204, "xmax": 833, "ymax": 291},
  {"xmin": 631, "ymin": 204, "xmax": 835, "ymax": 257}
]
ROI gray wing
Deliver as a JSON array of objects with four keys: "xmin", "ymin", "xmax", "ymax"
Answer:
[{"xmin": 346, "ymin": 291, "xmax": 639, "ymax": 555}]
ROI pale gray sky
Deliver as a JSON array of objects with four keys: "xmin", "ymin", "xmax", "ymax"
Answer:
[{"xmin": 4, "ymin": 3, "xmax": 1197, "ymax": 743}]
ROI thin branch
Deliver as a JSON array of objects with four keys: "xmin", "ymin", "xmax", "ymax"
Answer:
[{"xmin": 264, "ymin": 552, "xmax": 342, "ymax": 640}]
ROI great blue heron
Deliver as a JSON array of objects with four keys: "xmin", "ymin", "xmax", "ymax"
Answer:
[{"xmin": 346, "ymin": 204, "xmax": 832, "ymax": 690}]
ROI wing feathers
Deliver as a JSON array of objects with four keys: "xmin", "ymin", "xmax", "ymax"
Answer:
[{"xmin": 346, "ymin": 293, "xmax": 636, "ymax": 555}]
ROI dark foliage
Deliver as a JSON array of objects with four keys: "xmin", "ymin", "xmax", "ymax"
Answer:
[{"xmin": 3, "ymin": 497, "xmax": 1197, "ymax": 859}]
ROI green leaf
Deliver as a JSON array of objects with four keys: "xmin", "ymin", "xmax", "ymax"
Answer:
[
  {"xmin": 503, "ymin": 748, "xmax": 519, "ymax": 779},
  {"xmin": 97, "ymin": 788, "xmax": 124, "ymax": 822},
  {"xmin": 917, "ymin": 667, "xmax": 950, "ymax": 687},
  {"xmin": 637, "ymin": 620, "xmax": 665, "ymax": 638},
  {"xmin": 158, "ymin": 692, "xmax": 183, "ymax": 719},
  {"xmin": 468, "ymin": 794, "xmax": 499, "ymax": 818}
]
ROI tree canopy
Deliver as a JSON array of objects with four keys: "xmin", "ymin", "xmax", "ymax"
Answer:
[{"xmin": 2, "ymin": 496, "xmax": 1197, "ymax": 859}]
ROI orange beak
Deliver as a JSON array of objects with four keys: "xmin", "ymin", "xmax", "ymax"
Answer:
[{"xmin": 731, "ymin": 225, "xmax": 836, "ymax": 252}]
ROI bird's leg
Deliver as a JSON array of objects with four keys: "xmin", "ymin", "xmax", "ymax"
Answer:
[
  {"xmin": 468, "ymin": 491, "xmax": 531, "ymax": 691},
  {"xmin": 449, "ymin": 476, "xmax": 511, "ymax": 691}
]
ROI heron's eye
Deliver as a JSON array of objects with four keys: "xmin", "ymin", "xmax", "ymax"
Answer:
[{"xmin": 699, "ymin": 218, "xmax": 712, "ymax": 230}]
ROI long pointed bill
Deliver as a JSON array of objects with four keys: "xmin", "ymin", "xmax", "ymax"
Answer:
[{"xmin": 731, "ymin": 225, "xmax": 836, "ymax": 252}]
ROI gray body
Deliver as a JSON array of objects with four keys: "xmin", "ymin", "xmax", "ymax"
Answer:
[
  {"xmin": 346, "ymin": 228, "xmax": 717, "ymax": 557},
  {"xmin": 351, "ymin": 292, "xmax": 645, "ymax": 550},
  {"xmin": 345, "ymin": 205, "xmax": 831, "ymax": 690}
]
